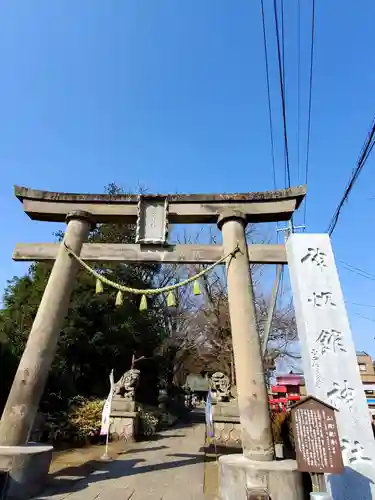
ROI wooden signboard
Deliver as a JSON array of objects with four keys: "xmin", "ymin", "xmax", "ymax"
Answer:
[{"xmin": 291, "ymin": 395, "xmax": 344, "ymax": 475}]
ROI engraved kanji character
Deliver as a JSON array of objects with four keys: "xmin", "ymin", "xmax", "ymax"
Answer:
[
  {"xmin": 316, "ymin": 329, "xmax": 347, "ymax": 354},
  {"xmin": 311, "ymin": 348, "xmax": 320, "ymax": 367},
  {"xmin": 308, "ymin": 291, "xmax": 336, "ymax": 308},
  {"xmin": 327, "ymin": 380, "xmax": 355, "ymax": 410},
  {"xmin": 341, "ymin": 438, "xmax": 371, "ymax": 464},
  {"xmin": 301, "ymin": 247, "xmax": 328, "ymax": 269}
]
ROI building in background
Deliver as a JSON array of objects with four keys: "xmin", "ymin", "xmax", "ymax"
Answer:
[
  {"xmin": 356, "ymin": 351, "xmax": 375, "ymax": 416},
  {"xmin": 271, "ymin": 353, "xmax": 375, "ymax": 416},
  {"xmin": 269, "ymin": 372, "xmax": 305, "ymax": 412}
]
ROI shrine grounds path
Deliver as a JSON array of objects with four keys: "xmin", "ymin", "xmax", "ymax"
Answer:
[{"xmin": 34, "ymin": 416, "xmax": 212, "ymax": 500}]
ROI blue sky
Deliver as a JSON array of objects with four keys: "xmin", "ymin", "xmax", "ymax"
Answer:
[{"xmin": 0, "ymin": 1, "xmax": 374, "ymax": 356}]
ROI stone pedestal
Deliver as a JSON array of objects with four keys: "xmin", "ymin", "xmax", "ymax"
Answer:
[
  {"xmin": 218, "ymin": 454, "xmax": 304, "ymax": 500},
  {"xmin": 110, "ymin": 398, "xmax": 138, "ymax": 442},
  {"xmin": 212, "ymin": 401, "xmax": 241, "ymax": 449},
  {"xmin": 0, "ymin": 443, "xmax": 53, "ymax": 500}
]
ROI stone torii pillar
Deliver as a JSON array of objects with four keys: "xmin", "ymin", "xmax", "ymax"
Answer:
[
  {"xmin": 218, "ymin": 210, "xmax": 274, "ymax": 461},
  {"xmin": 0, "ymin": 211, "xmax": 91, "ymax": 446}
]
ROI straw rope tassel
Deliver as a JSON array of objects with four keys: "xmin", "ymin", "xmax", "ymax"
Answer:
[
  {"xmin": 139, "ymin": 295, "xmax": 147, "ymax": 311},
  {"xmin": 167, "ymin": 291, "xmax": 176, "ymax": 307},
  {"xmin": 193, "ymin": 280, "xmax": 201, "ymax": 296},
  {"xmin": 115, "ymin": 290, "xmax": 123, "ymax": 306},
  {"xmin": 96, "ymin": 279, "xmax": 104, "ymax": 294}
]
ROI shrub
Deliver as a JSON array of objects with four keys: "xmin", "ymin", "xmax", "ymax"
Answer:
[
  {"xmin": 138, "ymin": 409, "xmax": 160, "ymax": 437},
  {"xmin": 283, "ymin": 411, "xmax": 295, "ymax": 451},
  {"xmin": 69, "ymin": 397, "xmax": 104, "ymax": 441},
  {"xmin": 44, "ymin": 396, "xmax": 104, "ymax": 445},
  {"xmin": 271, "ymin": 412, "xmax": 287, "ymax": 444}
]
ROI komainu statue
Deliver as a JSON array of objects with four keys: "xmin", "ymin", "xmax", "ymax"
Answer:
[
  {"xmin": 210, "ymin": 371, "xmax": 231, "ymax": 402},
  {"xmin": 114, "ymin": 368, "xmax": 140, "ymax": 400}
]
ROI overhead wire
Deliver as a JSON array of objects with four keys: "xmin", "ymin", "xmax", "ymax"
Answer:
[
  {"xmin": 302, "ymin": 0, "xmax": 316, "ymax": 227},
  {"xmin": 260, "ymin": 0, "xmax": 277, "ymax": 191},
  {"xmin": 346, "ymin": 301, "xmax": 375, "ymax": 309},
  {"xmin": 340, "ymin": 260, "xmax": 375, "ymax": 282},
  {"xmin": 272, "ymin": 0, "xmax": 292, "ymax": 189},
  {"xmin": 327, "ymin": 118, "xmax": 375, "ymax": 235},
  {"xmin": 280, "ymin": 0, "xmax": 288, "ymax": 189},
  {"xmin": 296, "ymin": 0, "xmax": 301, "ymax": 183},
  {"xmin": 354, "ymin": 312, "xmax": 375, "ymax": 324}
]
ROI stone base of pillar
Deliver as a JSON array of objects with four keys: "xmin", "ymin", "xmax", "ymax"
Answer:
[
  {"xmin": 212, "ymin": 417, "xmax": 241, "ymax": 449},
  {"xmin": 218, "ymin": 454, "xmax": 305, "ymax": 500},
  {"xmin": 0, "ymin": 443, "xmax": 53, "ymax": 499},
  {"xmin": 110, "ymin": 411, "xmax": 138, "ymax": 442},
  {"xmin": 212, "ymin": 401, "xmax": 241, "ymax": 449}
]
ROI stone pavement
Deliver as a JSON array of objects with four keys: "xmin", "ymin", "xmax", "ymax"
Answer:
[{"xmin": 35, "ymin": 422, "xmax": 208, "ymax": 500}]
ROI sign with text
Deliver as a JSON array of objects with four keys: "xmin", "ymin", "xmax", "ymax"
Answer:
[
  {"xmin": 136, "ymin": 196, "xmax": 169, "ymax": 245},
  {"xmin": 287, "ymin": 234, "xmax": 375, "ymax": 500},
  {"xmin": 291, "ymin": 396, "xmax": 343, "ymax": 474}
]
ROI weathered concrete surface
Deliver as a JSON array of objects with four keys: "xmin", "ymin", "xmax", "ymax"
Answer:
[
  {"xmin": 218, "ymin": 211, "xmax": 273, "ymax": 461},
  {"xmin": 212, "ymin": 401, "xmax": 241, "ymax": 449},
  {"xmin": 0, "ymin": 213, "xmax": 91, "ymax": 446},
  {"xmin": 0, "ymin": 444, "xmax": 53, "ymax": 500},
  {"xmin": 287, "ymin": 234, "xmax": 375, "ymax": 500},
  {"xmin": 33, "ymin": 423, "xmax": 206, "ymax": 500},
  {"xmin": 218, "ymin": 454, "xmax": 304, "ymax": 500}
]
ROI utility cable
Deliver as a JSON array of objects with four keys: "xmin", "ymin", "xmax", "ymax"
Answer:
[
  {"xmin": 297, "ymin": 0, "xmax": 301, "ymax": 183},
  {"xmin": 303, "ymin": 0, "xmax": 316, "ymax": 227},
  {"xmin": 327, "ymin": 118, "xmax": 375, "ymax": 235},
  {"xmin": 340, "ymin": 260, "xmax": 375, "ymax": 282},
  {"xmin": 260, "ymin": 0, "xmax": 277, "ymax": 191},
  {"xmin": 273, "ymin": 0, "xmax": 291, "ymax": 189}
]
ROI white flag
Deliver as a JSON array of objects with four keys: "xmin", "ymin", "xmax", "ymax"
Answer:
[{"xmin": 100, "ymin": 369, "xmax": 115, "ymax": 436}]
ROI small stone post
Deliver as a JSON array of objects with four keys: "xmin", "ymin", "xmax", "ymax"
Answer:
[
  {"xmin": 0, "ymin": 211, "xmax": 91, "ymax": 446},
  {"xmin": 218, "ymin": 210, "xmax": 273, "ymax": 461}
]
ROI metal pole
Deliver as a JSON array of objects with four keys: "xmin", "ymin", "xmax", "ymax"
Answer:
[{"xmin": 262, "ymin": 264, "xmax": 283, "ymax": 357}]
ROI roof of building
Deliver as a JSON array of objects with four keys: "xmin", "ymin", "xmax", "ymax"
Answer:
[{"xmin": 357, "ymin": 351, "xmax": 369, "ymax": 356}]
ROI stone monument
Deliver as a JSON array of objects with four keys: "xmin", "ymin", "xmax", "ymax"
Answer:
[
  {"xmin": 209, "ymin": 372, "xmax": 242, "ymax": 449},
  {"xmin": 110, "ymin": 368, "xmax": 140, "ymax": 442},
  {"xmin": 287, "ymin": 233, "xmax": 375, "ymax": 500}
]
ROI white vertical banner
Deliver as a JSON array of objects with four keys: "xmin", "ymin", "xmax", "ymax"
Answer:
[
  {"xmin": 286, "ymin": 234, "xmax": 375, "ymax": 500},
  {"xmin": 100, "ymin": 369, "xmax": 115, "ymax": 436}
]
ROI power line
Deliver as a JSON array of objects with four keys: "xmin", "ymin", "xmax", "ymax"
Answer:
[
  {"xmin": 327, "ymin": 118, "xmax": 375, "ymax": 235},
  {"xmin": 340, "ymin": 260, "xmax": 375, "ymax": 282},
  {"xmin": 281, "ymin": 0, "xmax": 285, "ymax": 85},
  {"xmin": 272, "ymin": 0, "xmax": 291, "ymax": 189},
  {"xmin": 346, "ymin": 301, "xmax": 375, "ymax": 309},
  {"xmin": 296, "ymin": 0, "xmax": 301, "ymax": 184},
  {"xmin": 303, "ymin": 0, "xmax": 316, "ymax": 227},
  {"xmin": 260, "ymin": 0, "xmax": 277, "ymax": 191},
  {"xmin": 280, "ymin": 0, "xmax": 287, "ymax": 189},
  {"xmin": 354, "ymin": 312, "xmax": 375, "ymax": 324}
]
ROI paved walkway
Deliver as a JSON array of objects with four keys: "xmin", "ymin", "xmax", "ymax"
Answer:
[{"xmin": 36, "ymin": 422, "xmax": 208, "ymax": 500}]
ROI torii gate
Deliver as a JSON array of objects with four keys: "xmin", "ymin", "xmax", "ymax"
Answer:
[{"xmin": 0, "ymin": 184, "xmax": 305, "ymax": 463}]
